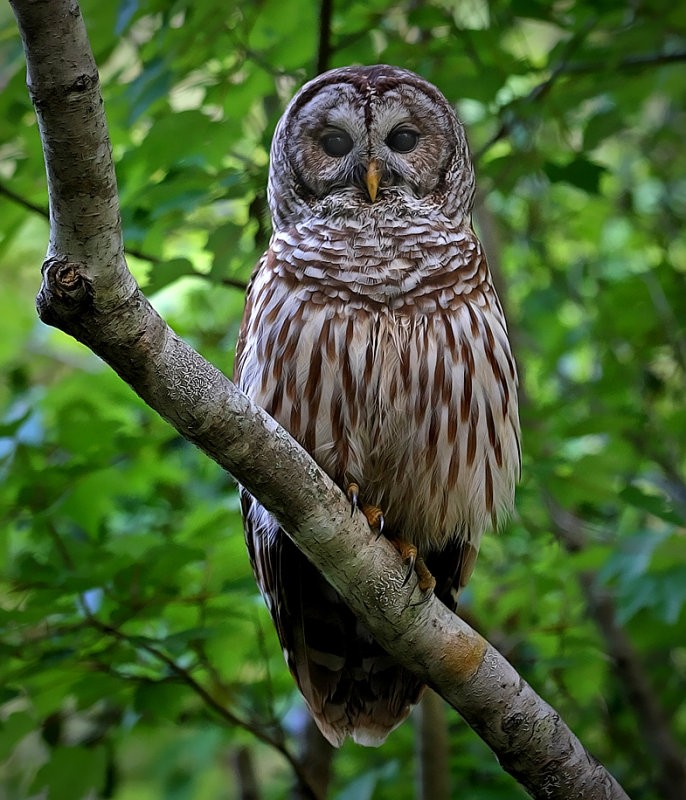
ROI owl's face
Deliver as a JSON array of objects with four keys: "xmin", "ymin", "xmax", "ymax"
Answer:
[{"xmin": 268, "ymin": 65, "xmax": 475, "ymax": 229}]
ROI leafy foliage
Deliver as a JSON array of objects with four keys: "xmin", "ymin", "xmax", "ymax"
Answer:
[{"xmin": 1, "ymin": 0, "xmax": 685, "ymax": 797}]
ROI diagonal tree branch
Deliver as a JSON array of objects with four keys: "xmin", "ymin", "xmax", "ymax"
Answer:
[
  {"xmin": 473, "ymin": 42, "xmax": 686, "ymax": 164},
  {"xmin": 0, "ymin": 178, "xmax": 48, "ymax": 217},
  {"xmin": 87, "ymin": 614, "xmax": 321, "ymax": 798},
  {"xmin": 10, "ymin": 1, "xmax": 630, "ymax": 798}
]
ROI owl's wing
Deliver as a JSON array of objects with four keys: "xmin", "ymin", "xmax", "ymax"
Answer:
[
  {"xmin": 240, "ymin": 489, "xmax": 424, "ymax": 748},
  {"xmin": 234, "ymin": 254, "xmax": 266, "ymax": 379}
]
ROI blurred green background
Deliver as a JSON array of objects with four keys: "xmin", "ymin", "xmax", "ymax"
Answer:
[{"xmin": 1, "ymin": 1, "xmax": 685, "ymax": 798}]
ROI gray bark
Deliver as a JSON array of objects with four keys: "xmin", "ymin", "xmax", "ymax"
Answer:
[{"xmin": 10, "ymin": 1, "xmax": 631, "ymax": 798}]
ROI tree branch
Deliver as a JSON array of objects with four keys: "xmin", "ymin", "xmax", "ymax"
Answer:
[
  {"xmin": 564, "ymin": 50, "xmax": 686, "ymax": 75},
  {"xmin": 86, "ymin": 615, "xmax": 322, "ymax": 797},
  {"xmin": 46, "ymin": 513, "xmax": 320, "ymax": 796},
  {"xmin": 10, "ymin": 1, "xmax": 630, "ymax": 797}
]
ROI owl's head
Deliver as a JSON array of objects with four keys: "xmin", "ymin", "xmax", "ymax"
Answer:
[{"xmin": 268, "ymin": 65, "xmax": 475, "ymax": 230}]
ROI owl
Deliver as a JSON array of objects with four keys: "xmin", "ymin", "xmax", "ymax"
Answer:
[{"xmin": 234, "ymin": 65, "xmax": 520, "ymax": 747}]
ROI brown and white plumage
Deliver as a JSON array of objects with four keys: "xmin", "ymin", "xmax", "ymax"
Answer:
[{"xmin": 234, "ymin": 65, "xmax": 520, "ymax": 747}]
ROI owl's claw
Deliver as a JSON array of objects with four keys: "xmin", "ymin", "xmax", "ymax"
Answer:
[
  {"xmin": 362, "ymin": 505, "xmax": 384, "ymax": 536},
  {"xmin": 407, "ymin": 584, "xmax": 436, "ymax": 608},
  {"xmin": 389, "ymin": 538, "xmax": 418, "ymax": 586},
  {"xmin": 403, "ymin": 551, "xmax": 416, "ymax": 587},
  {"xmin": 346, "ymin": 483, "xmax": 360, "ymax": 517},
  {"xmin": 346, "ymin": 483, "xmax": 385, "ymax": 535},
  {"xmin": 389, "ymin": 538, "xmax": 436, "ymax": 593},
  {"xmin": 375, "ymin": 513, "xmax": 385, "ymax": 539}
]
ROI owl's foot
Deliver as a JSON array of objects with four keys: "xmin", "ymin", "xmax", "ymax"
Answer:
[
  {"xmin": 389, "ymin": 538, "xmax": 436, "ymax": 594},
  {"xmin": 346, "ymin": 483, "xmax": 385, "ymax": 535}
]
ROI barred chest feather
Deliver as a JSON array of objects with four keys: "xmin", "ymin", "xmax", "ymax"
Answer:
[{"xmin": 236, "ymin": 220, "xmax": 520, "ymax": 554}]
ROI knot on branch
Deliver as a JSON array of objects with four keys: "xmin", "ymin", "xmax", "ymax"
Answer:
[
  {"xmin": 67, "ymin": 71, "xmax": 98, "ymax": 94},
  {"xmin": 29, "ymin": 71, "xmax": 99, "ymax": 112},
  {"xmin": 36, "ymin": 257, "xmax": 93, "ymax": 327}
]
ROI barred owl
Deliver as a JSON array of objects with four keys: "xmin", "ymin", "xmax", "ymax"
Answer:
[{"xmin": 234, "ymin": 65, "xmax": 520, "ymax": 747}]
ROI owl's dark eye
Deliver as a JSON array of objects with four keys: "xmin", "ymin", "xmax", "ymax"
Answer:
[
  {"xmin": 386, "ymin": 127, "xmax": 419, "ymax": 153},
  {"xmin": 320, "ymin": 130, "xmax": 354, "ymax": 157}
]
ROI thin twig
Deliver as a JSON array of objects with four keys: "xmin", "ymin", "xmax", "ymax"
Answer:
[
  {"xmin": 0, "ymin": 179, "xmax": 247, "ymax": 290},
  {"xmin": 474, "ymin": 39, "xmax": 685, "ymax": 164},
  {"xmin": 85, "ymin": 616, "xmax": 321, "ymax": 798},
  {"xmin": 564, "ymin": 49, "xmax": 686, "ymax": 75},
  {"xmin": 475, "ymin": 19, "xmax": 598, "ymax": 163},
  {"xmin": 43, "ymin": 518, "xmax": 319, "ymax": 799},
  {"xmin": 0, "ymin": 179, "xmax": 47, "ymax": 216},
  {"xmin": 316, "ymin": 0, "xmax": 333, "ymax": 75}
]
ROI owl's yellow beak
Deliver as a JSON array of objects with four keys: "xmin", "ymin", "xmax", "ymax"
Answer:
[{"xmin": 365, "ymin": 159, "xmax": 381, "ymax": 203}]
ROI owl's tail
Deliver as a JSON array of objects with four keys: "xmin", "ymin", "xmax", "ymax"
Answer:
[
  {"xmin": 248, "ymin": 517, "xmax": 424, "ymax": 747},
  {"xmin": 287, "ymin": 557, "xmax": 426, "ymax": 747}
]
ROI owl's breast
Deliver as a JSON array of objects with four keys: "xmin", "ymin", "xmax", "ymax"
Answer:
[
  {"xmin": 349, "ymin": 304, "xmax": 520, "ymax": 550},
  {"xmin": 269, "ymin": 221, "xmax": 484, "ymax": 310},
  {"xmin": 236, "ymin": 239, "xmax": 520, "ymax": 551}
]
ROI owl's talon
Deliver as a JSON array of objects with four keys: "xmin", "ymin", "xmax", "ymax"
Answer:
[
  {"xmin": 389, "ymin": 538, "xmax": 418, "ymax": 585},
  {"xmin": 388, "ymin": 538, "xmax": 436, "ymax": 593},
  {"xmin": 346, "ymin": 483, "xmax": 360, "ymax": 517},
  {"xmin": 402, "ymin": 555, "xmax": 416, "ymax": 587},
  {"xmin": 361, "ymin": 504, "xmax": 384, "ymax": 534},
  {"xmin": 407, "ymin": 586, "xmax": 435, "ymax": 608},
  {"xmin": 402, "ymin": 546, "xmax": 417, "ymax": 586},
  {"xmin": 374, "ymin": 513, "xmax": 385, "ymax": 539},
  {"xmin": 346, "ymin": 484, "xmax": 385, "ymax": 536}
]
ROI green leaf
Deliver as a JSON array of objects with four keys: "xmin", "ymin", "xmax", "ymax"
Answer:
[
  {"xmin": 0, "ymin": 712, "xmax": 35, "ymax": 761},
  {"xmin": 543, "ymin": 158, "xmax": 607, "ymax": 193},
  {"xmin": 620, "ymin": 485, "xmax": 684, "ymax": 526},
  {"xmin": 133, "ymin": 680, "xmax": 187, "ymax": 721},
  {"xmin": 30, "ymin": 745, "xmax": 107, "ymax": 799},
  {"xmin": 145, "ymin": 258, "xmax": 197, "ymax": 294}
]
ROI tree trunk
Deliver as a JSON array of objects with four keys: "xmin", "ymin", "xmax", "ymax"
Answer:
[{"xmin": 415, "ymin": 691, "xmax": 451, "ymax": 800}]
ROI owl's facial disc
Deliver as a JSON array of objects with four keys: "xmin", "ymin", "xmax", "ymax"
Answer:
[
  {"xmin": 289, "ymin": 88, "xmax": 453, "ymax": 207},
  {"xmin": 270, "ymin": 66, "xmax": 475, "ymax": 225}
]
